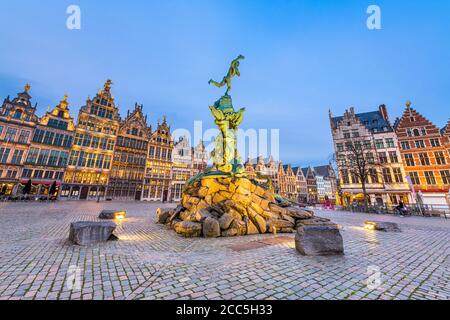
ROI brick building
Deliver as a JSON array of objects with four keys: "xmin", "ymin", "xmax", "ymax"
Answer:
[{"xmin": 394, "ymin": 102, "xmax": 450, "ymax": 205}]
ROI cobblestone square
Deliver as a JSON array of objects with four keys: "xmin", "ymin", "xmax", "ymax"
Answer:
[{"xmin": 0, "ymin": 201, "xmax": 449, "ymax": 300}]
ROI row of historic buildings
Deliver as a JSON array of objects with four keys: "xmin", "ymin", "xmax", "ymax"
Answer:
[
  {"xmin": 330, "ymin": 103, "xmax": 450, "ymax": 206},
  {"xmin": 244, "ymin": 156, "xmax": 337, "ymax": 204},
  {"xmin": 0, "ymin": 81, "xmax": 339, "ymax": 204},
  {"xmin": 0, "ymin": 82, "xmax": 208, "ymax": 202}
]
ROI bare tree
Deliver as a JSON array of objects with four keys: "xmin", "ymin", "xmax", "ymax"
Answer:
[{"xmin": 332, "ymin": 139, "xmax": 384, "ymax": 212}]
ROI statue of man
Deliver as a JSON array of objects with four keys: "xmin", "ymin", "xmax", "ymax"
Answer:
[{"xmin": 208, "ymin": 55, "xmax": 245, "ymax": 95}]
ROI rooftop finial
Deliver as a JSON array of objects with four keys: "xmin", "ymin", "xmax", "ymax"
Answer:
[
  {"xmin": 24, "ymin": 83, "xmax": 31, "ymax": 93},
  {"xmin": 59, "ymin": 94, "xmax": 69, "ymax": 109},
  {"xmin": 406, "ymin": 100, "xmax": 412, "ymax": 108},
  {"xmin": 104, "ymin": 79, "xmax": 113, "ymax": 92}
]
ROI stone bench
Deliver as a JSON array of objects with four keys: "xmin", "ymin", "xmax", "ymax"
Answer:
[
  {"xmin": 69, "ymin": 221, "xmax": 118, "ymax": 246},
  {"xmin": 98, "ymin": 210, "xmax": 127, "ymax": 220},
  {"xmin": 364, "ymin": 221, "xmax": 401, "ymax": 232},
  {"xmin": 295, "ymin": 225, "xmax": 344, "ymax": 256}
]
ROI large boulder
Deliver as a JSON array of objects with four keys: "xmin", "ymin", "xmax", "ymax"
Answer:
[
  {"xmin": 364, "ymin": 221, "xmax": 401, "ymax": 232},
  {"xmin": 295, "ymin": 225, "xmax": 344, "ymax": 256},
  {"xmin": 284, "ymin": 207, "xmax": 314, "ymax": 220},
  {"xmin": 174, "ymin": 221, "xmax": 202, "ymax": 237},
  {"xmin": 156, "ymin": 208, "xmax": 173, "ymax": 224},
  {"xmin": 69, "ymin": 221, "xmax": 118, "ymax": 246},
  {"xmin": 219, "ymin": 213, "xmax": 234, "ymax": 230},
  {"xmin": 203, "ymin": 217, "xmax": 221, "ymax": 238},
  {"xmin": 98, "ymin": 210, "xmax": 127, "ymax": 220},
  {"xmin": 295, "ymin": 217, "xmax": 335, "ymax": 228}
]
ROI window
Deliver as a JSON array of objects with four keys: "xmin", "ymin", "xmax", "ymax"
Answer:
[
  {"xmin": 33, "ymin": 170, "xmax": 44, "ymax": 179},
  {"xmin": 6, "ymin": 170, "xmax": 17, "ymax": 179},
  {"xmin": 44, "ymin": 171, "xmax": 54, "ymax": 179},
  {"xmin": 0, "ymin": 147, "xmax": 11, "ymax": 163},
  {"xmin": 26, "ymin": 148, "xmax": 40, "ymax": 164},
  {"xmin": 430, "ymin": 138, "xmax": 440, "ymax": 147},
  {"xmin": 378, "ymin": 152, "xmax": 388, "ymax": 164},
  {"xmin": 74, "ymin": 133, "xmax": 83, "ymax": 146},
  {"xmin": 53, "ymin": 133, "xmax": 64, "ymax": 146},
  {"xmin": 18, "ymin": 130, "xmax": 30, "ymax": 144},
  {"xmin": 421, "ymin": 127, "xmax": 427, "ymax": 136},
  {"xmin": 415, "ymin": 140, "xmax": 425, "ymax": 148},
  {"xmin": 375, "ymin": 139, "xmax": 384, "ymax": 149},
  {"xmin": 5, "ymin": 128, "xmax": 17, "ymax": 142},
  {"xmin": 343, "ymin": 132, "xmax": 351, "ymax": 139},
  {"xmin": 407, "ymin": 128, "xmax": 413, "ymax": 137},
  {"xmin": 409, "ymin": 172, "xmax": 420, "ymax": 185},
  {"xmin": 393, "ymin": 168, "xmax": 403, "ymax": 183},
  {"xmin": 78, "ymin": 151, "xmax": 87, "ymax": 167},
  {"xmin": 48, "ymin": 119, "xmax": 68, "ymax": 130},
  {"xmin": 382, "ymin": 168, "xmax": 393, "ymax": 183},
  {"xmin": 424, "ymin": 171, "xmax": 436, "ymax": 185},
  {"xmin": 385, "ymin": 138, "xmax": 395, "ymax": 148},
  {"xmin": 419, "ymin": 153, "xmax": 430, "ymax": 166},
  {"xmin": 341, "ymin": 170, "xmax": 350, "ymax": 184},
  {"xmin": 82, "ymin": 134, "xmax": 92, "ymax": 147},
  {"xmin": 363, "ymin": 141, "xmax": 372, "ymax": 150},
  {"xmin": 22, "ymin": 169, "xmax": 32, "ymax": 178},
  {"xmin": 401, "ymin": 141, "xmax": 410, "ymax": 150},
  {"xmin": 43, "ymin": 131, "xmax": 55, "ymax": 145},
  {"xmin": 351, "ymin": 172, "xmax": 360, "ymax": 184},
  {"xmin": 48, "ymin": 151, "xmax": 59, "ymax": 166},
  {"xmin": 0, "ymin": 125, "xmax": 4, "ymax": 137},
  {"xmin": 352, "ymin": 130, "xmax": 359, "ymax": 138},
  {"xmin": 37, "ymin": 150, "xmax": 50, "ymax": 165},
  {"xmin": 33, "ymin": 129, "xmax": 45, "ymax": 143},
  {"xmin": 441, "ymin": 170, "xmax": 450, "ymax": 184},
  {"xmin": 435, "ymin": 152, "xmax": 446, "ymax": 165},
  {"xmin": 68, "ymin": 150, "xmax": 79, "ymax": 166},
  {"xmin": 389, "ymin": 151, "xmax": 399, "ymax": 163},
  {"xmin": 58, "ymin": 152, "xmax": 69, "ymax": 167},
  {"xmin": 404, "ymin": 154, "xmax": 415, "ymax": 166},
  {"xmin": 11, "ymin": 150, "xmax": 24, "ymax": 164},
  {"xmin": 91, "ymin": 136, "xmax": 99, "ymax": 149},
  {"xmin": 13, "ymin": 110, "xmax": 22, "ymax": 119},
  {"xmin": 55, "ymin": 172, "xmax": 64, "ymax": 181},
  {"xmin": 369, "ymin": 168, "xmax": 379, "ymax": 183},
  {"xmin": 366, "ymin": 152, "xmax": 374, "ymax": 164}
]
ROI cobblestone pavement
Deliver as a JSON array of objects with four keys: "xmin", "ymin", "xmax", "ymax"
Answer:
[{"xmin": 0, "ymin": 201, "xmax": 449, "ymax": 300}]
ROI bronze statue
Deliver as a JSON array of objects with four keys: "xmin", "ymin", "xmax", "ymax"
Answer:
[
  {"xmin": 208, "ymin": 55, "xmax": 246, "ymax": 174},
  {"xmin": 208, "ymin": 55, "xmax": 245, "ymax": 96}
]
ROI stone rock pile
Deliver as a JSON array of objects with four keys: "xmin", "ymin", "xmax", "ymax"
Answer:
[{"xmin": 157, "ymin": 176, "xmax": 335, "ymax": 238}]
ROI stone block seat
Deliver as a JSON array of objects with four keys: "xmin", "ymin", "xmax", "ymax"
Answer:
[{"xmin": 69, "ymin": 221, "xmax": 119, "ymax": 246}]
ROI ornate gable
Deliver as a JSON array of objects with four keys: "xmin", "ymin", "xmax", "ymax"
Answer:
[
  {"xmin": 395, "ymin": 101, "xmax": 441, "ymax": 137},
  {"xmin": 0, "ymin": 84, "xmax": 38, "ymax": 123}
]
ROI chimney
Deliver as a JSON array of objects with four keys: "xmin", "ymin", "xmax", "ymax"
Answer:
[{"xmin": 379, "ymin": 104, "xmax": 389, "ymax": 122}]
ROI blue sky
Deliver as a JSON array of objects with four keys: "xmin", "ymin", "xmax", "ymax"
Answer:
[{"xmin": 1, "ymin": 0, "xmax": 449, "ymax": 166}]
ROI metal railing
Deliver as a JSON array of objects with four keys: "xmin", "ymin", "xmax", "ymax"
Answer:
[{"xmin": 335, "ymin": 203, "xmax": 450, "ymax": 218}]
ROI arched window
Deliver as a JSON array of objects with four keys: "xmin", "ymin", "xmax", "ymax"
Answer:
[{"xmin": 14, "ymin": 109, "xmax": 23, "ymax": 119}]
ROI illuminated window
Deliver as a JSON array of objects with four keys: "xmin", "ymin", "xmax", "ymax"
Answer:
[
  {"xmin": 424, "ymin": 171, "xmax": 436, "ymax": 185},
  {"xmin": 409, "ymin": 172, "xmax": 420, "ymax": 185},
  {"xmin": 419, "ymin": 153, "xmax": 430, "ymax": 166},
  {"xmin": 404, "ymin": 154, "xmax": 415, "ymax": 166},
  {"xmin": 435, "ymin": 151, "xmax": 446, "ymax": 165}
]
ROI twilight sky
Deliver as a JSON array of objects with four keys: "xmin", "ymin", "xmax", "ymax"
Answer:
[{"xmin": 0, "ymin": 0, "xmax": 449, "ymax": 166}]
